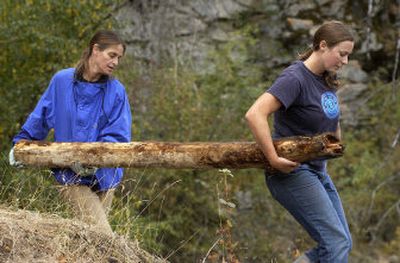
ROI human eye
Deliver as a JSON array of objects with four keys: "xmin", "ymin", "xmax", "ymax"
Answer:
[{"xmin": 339, "ymin": 51, "xmax": 351, "ymax": 57}]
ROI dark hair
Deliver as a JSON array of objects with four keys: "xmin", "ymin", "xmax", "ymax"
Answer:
[
  {"xmin": 75, "ymin": 30, "xmax": 126, "ymax": 81},
  {"xmin": 299, "ymin": 21, "xmax": 354, "ymax": 89}
]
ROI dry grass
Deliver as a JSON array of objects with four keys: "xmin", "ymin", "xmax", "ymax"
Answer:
[{"xmin": 0, "ymin": 206, "xmax": 167, "ymax": 263}]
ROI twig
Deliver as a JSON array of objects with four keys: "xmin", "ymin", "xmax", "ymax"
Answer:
[
  {"xmin": 164, "ymin": 230, "xmax": 200, "ymax": 260},
  {"xmin": 364, "ymin": 129, "xmax": 400, "ymax": 222},
  {"xmin": 392, "ymin": 38, "xmax": 400, "ymax": 95},
  {"xmin": 202, "ymin": 238, "xmax": 222, "ymax": 263},
  {"xmin": 393, "ymin": 0, "xmax": 400, "ymax": 96},
  {"xmin": 391, "ymin": 128, "xmax": 400, "ymax": 148},
  {"xmin": 366, "ymin": 173, "xmax": 399, "ymax": 221},
  {"xmin": 369, "ymin": 198, "xmax": 400, "ymax": 243},
  {"xmin": 365, "ymin": 0, "xmax": 374, "ymax": 60},
  {"xmin": 134, "ymin": 179, "xmax": 181, "ymax": 220}
]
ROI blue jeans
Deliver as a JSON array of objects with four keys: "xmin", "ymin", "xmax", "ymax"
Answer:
[{"xmin": 266, "ymin": 165, "xmax": 352, "ymax": 263}]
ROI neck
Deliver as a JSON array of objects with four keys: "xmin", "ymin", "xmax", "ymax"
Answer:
[
  {"xmin": 303, "ymin": 52, "xmax": 324, "ymax": 76},
  {"xmin": 83, "ymin": 58, "xmax": 101, "ymax": 82}
]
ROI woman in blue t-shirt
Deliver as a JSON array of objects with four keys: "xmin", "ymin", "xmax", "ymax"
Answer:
[
  {"xmin": 10, "ymin": 30, "xmax": 132, "ymax": 235},
  {"xmin": 246, "ymin": 21, "xmax": 354, "ymax": 262}
]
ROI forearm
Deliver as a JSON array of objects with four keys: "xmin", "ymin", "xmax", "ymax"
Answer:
[
  {"xmin": 245, "ymin": 113, "xmax": 278, "ymax": 163},
  {"xmin": 335, "ymin": 122, "xmax": 342, "ymax": 140}
]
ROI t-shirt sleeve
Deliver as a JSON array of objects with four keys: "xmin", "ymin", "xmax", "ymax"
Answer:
[{"xmin": 266, "ymin": 70, "xmax": 301, "ymax": 110}]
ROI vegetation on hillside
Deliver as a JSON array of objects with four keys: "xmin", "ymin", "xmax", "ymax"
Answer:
[{"xmin": 0, "ymin": 1, "xmax": 399, "ymax": 262}]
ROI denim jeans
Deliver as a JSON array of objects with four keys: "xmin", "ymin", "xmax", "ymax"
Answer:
[{"xmin": 266, "ymin": 165, "xmax": 352, "ymax": 263}]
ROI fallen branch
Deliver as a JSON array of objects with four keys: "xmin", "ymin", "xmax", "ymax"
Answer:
[{"xmin": 13, "ymin": 133, "xmax": 343, "ymax": 170}]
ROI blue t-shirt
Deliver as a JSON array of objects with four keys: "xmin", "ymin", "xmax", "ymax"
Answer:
[{"xmin": 267, "ymin": 61, "xmax": 339, "ymax": 171}]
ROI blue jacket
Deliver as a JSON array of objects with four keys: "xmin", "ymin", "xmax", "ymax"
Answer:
[{"xmin": 13, "ymin": 68, "xmax": 132, "ymax": 190}]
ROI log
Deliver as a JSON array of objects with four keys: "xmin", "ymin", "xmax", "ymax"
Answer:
[{"xmin": 13, "ymin": 133, "xmax": 344, "ymax": 170}]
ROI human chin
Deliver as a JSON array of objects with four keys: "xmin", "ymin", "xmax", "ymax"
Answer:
[
  {"xmin": 327, "ymin": 64, "xmax": 340, "ymax": 73},
  {"xmin": 103, "ymin": 66, "xmax": 114, "ymax": 75}
]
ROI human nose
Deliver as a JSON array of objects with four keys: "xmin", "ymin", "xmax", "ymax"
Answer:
[
  {"xmin": 112, "ymin": 57, "xmax": 119, "ymax": 66},
  {"xmin": 342, "ymin": 56, "xmax": 348, "ymax": 65}
]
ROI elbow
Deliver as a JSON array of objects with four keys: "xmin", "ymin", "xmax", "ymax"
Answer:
[{"xmin": 245, "ymin": 109, "xmax": 256, "ymax": 126}]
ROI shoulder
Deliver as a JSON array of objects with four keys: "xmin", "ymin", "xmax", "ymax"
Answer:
[
  {"xmin": 271, "ymin": 62, "xmax": 303, "ymax": 88},
  {"xmin": 281, "ymin": 61, "xmax": 307, "ymax": 81},
  {"xmin": 108, "ymin": 78, "xmax": 127, "ymax": 95},
  {"xmin": 51, "ymin": 68, "xmax": 75, "ymax": 82}
]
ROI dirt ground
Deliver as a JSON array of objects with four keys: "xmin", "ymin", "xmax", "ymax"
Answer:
[{"xmin": 0, "ymin": 206, "xmax": 166, "ymax": 263}]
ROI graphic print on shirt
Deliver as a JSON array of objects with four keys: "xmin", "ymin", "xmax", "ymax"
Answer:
[{"xmin": 321, "ymin": 91, "xmax": 339, "ymax": 119}]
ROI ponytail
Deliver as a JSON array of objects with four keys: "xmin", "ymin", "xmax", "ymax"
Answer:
[
  {"xmin": 323, "ymin": 71, "xmax": 339, "ymax": 90},
  {"xmin": 298, "ymin": 47, "xmax": 313, "ymax": 61},
  {"xmin": 74, "ymin": 48, "xmax": 91, "ymax": 81}
]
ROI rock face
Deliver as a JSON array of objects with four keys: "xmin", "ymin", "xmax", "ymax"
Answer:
[
  {"xmin": 116, "ymin": 0, "xmax": 397, "ymax": 127},
  {"xmin": 337, "ymin": 60, "xmax": 369, "ymax": 127}
]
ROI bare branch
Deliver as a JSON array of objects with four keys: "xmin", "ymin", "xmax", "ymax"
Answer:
[
  {"xmin": 392, "ymin": 38, "xmax": 400, "ymax": 95},
  {"xmin": 391, "ymin": 128, "xmax": 400, "ymax": 148},
  {"xmin": 202, "ymin": 238, "xmax": 222, "ymax": 263},
  {"xmin": 369, "ymin": 198, "xmax": 400, "ymax": 243}
]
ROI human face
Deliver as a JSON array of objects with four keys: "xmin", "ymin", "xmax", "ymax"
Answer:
[
  {"xmin": 320, "ymin": 40, "xmax": 354, "ymax": 73},
  {"xmin": 92, "ymin": 44, "xmax": 124, "ymax": 76}
]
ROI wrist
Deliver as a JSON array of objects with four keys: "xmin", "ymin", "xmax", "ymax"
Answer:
[{"xmin": 266, "ymin": 153, "xmax": 279, "ymax": 164}]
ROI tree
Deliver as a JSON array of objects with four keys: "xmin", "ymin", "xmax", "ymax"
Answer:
[{"xmin": 0, "ymin": 0, "xmax": 123, "ymax": 149}]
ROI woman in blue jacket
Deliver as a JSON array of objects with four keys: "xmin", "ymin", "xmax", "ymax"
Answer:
[
  {"xmin": 10, "ymin": 30, "xmax": 132, "ymax": 235},
  {"xmin": 246, "ymin": 21, "xmax": 354, "ymax": 262}
]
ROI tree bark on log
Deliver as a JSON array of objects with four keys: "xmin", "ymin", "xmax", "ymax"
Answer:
[{"xmin": 13, "ymin": 133, "xmax": 344, "ymax": 170}]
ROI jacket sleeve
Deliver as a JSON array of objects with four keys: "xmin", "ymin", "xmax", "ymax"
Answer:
[
  {"xmin": 98, "ymin": 90, "xmax": 132, "ymax": 143},
  {"xmin": 12, "ymin": 78, "xmax": 55, "ymax": 145}
]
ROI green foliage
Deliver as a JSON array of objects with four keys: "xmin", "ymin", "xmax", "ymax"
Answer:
[
  {"xmin": 113, "ymin": 23, "xmax": 269, "ymax": 261},
  {"xmin": 0, "ymin": 153, "xmax": 69, "ymax": 215},
  {"xmin": 0, "ymin": 0, "xmax": 120, "ymax": 149},
  {"xmin": 1, "ymin": 2, "xmax": 400, "ymax": 262},
  {"xmin": 329, "ymin": 81, "xmax": 400, "ymax": 252}
]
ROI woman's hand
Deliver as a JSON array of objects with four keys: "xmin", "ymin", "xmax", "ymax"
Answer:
[
  {"xmin": 9, "ymin": 147, "xmax": 24, "ymax": 168},
  {"xmin": 70, "ymin": 162, "xmax": 98, "ymax": 177},
  {"xmin": 269, "ymin": 156, "xmax": 299, "ymax": 174}
]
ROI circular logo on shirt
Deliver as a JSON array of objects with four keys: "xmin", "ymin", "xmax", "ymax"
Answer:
[{"xmin": 321, "ymin": 91, "xmax": 339, "ymax": 119}]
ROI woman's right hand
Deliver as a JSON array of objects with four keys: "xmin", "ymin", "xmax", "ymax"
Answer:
[
  {"xmin": 9, "ymin": 147, "xmax": 24, "ymax": 168},
  {"xmin": 269, "ymin": 156, "xmax": 299, "ymax": 174}
]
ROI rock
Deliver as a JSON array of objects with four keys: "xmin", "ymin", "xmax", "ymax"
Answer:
[
  {"xmin": 388, "ymin": 255, "xmax": 399, "ymax": 263},
  {"xmin": 337, "ymin": 83, "xmax": 369, "ymax": 126},
  {"xmin": 235, "ymin": 191, "xmax": 253, "ymax": 210},
  {"xmin": 284, "ymin": 0, "xmax": 316, "ymax": 17},
  {"xmin": 287, "ymin": 18, "xmax": 314, "ymax": 32},
  {"xmin": 209, "ymin": 22, "xmax": 233, "ymax": 42},
  {"xmin": 320, "ymin": 0, "xmax": 346, "ymax": 19},
  {"xmin": 257, "ymin": 0, "xmax": 280, "ymax": 12},
  {"xmin": 315, "ymin": 0, "xmax": 331, "ymax": 6},
  {"xmin": 360, "ymin": 32, "xmax": 384, "ymax": 53},
  {"xmin": 174, "ymin": 14, "xmax": 208, "ymax": 36},
  {"xmin": 190, "ymin": 0, "xmax": 248, "ymax": 21},
  {"xmin": 338, "ymin": 60, "xmax": 368, "ymax": 83},
  {"xmin": 337, "ymin": 83, "xmax": 368, "ymax": 103}
]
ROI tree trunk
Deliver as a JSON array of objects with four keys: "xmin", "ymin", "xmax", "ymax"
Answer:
[{"xmin": 13, "ymin": 133, "xmax": 343, "ymax": 170}]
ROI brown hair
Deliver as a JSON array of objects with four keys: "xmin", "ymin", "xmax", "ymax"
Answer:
[
  {"xmin": 299, "ymin": 21, "xmax": 354, "ymax": 89},
  {"xmin": 75, "ymin": 30, "xmax": 126, "ymax": 81}
]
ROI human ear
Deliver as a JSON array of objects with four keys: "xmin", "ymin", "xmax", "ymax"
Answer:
[
  {"xmin": 319, "ymin": 40, "xmax": 328, "ymax": 50},
  {"xmin": 92, "ymin": 44, "xmax": 101, "ymax": 54}
]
